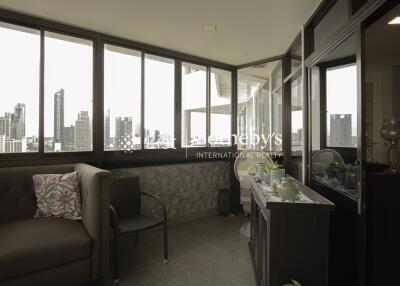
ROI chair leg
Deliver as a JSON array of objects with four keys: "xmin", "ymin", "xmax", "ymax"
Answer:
[
  {"xmin": 163, "ymin": 219, "xmax": 168, "ymax": 264},
  {"xmin": 113, "ymin": 227, "xmax": 120, "ymax": 284}
]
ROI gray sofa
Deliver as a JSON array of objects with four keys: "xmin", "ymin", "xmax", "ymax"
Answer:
[{"xmin": 0, "ymin": 163, "xmax": 111, "ymax": 286}]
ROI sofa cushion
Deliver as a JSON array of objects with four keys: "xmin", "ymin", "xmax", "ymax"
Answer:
[
  {"xmin": 0, "ymin": 217, "xmax": 91, "ymax": 280},
  {"xmin": 33, "ymin": 172, "xmax": 82, "ymax": 220}
]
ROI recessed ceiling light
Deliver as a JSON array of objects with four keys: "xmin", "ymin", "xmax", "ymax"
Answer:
[
  {"xmin": 200, "ymin": 25, "xmax": 217, "ymax": 33},
  {"xmin": 388, "ymin": 16, "xmax": 400, "ymax": 24}
]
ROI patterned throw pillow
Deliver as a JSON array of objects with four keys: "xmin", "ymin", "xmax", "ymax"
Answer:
[{"xmin": 33, "ymin": 172, "xmax": 82, "ymax": 220}]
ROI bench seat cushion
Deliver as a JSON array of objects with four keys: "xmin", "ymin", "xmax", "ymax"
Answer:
[{"xmin": 0, "ymin": 217, "xmax": 91, "ymax": 280}]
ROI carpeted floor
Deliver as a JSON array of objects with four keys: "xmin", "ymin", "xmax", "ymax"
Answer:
[{"xmin": 117, "ymin": 215, "xmax": 256, "ymax": 286}]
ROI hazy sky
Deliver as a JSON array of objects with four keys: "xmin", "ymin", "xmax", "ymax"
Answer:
[
  {"xmin": 0, "ymin": 24, "xmax": 231, "ymax": 141},
  {"xmin": 326, "ymin": 64, "xmax": 357, "ymax": 136}
]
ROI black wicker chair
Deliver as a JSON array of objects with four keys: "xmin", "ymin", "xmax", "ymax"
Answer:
[{"xmin": 109, "ymin": 176, "xmax": 168, "ymax": 284}]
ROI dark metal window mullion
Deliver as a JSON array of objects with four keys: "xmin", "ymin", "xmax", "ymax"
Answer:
[
  {"xmin": 206, "ymin": 66, "xmax": 211, "ymax": 148},
  {"xmin": 39, "ymin": 29, "xmax": 45, "ymax": 156},
  {"xmin": 141, "ymin": 53, "xmax": 145, "ymax": 150},
  {"xmin": 174, "ymin": 60, "xmax": 182, "ymax": 150}
]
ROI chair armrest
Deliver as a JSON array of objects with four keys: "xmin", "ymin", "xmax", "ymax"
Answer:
[
  {"xmin": 141, "ymin": 192, "xmax": 167, "ymax": 221},
  {"xmin": 74, "ymin": 163, "xmax": 112, "ymax": 280},
  {"xmin": 109, "ymin": 204, "xmax": 120, "ymax": 231}
]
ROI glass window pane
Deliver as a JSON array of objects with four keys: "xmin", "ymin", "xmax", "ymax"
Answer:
[
  {"xmin": 144, "ymin": 54, "xmax": 174, "ymax": 149},
  {"xmin": 326, "ymin": 64, "xmax": 357, "ymax": 148},
  {"xmin": 291, "ymin": 77, "xmax": 303, "ymax": 153},
  {"xmin": 104, "ymin": 45, "xmax": 141, "ymax": 151},
  {"xmin": 44, "ymin": 32, "xmax": 93, "ymax": 152},
  {"xmin": 0, "ymin": 22, "xmax": 40, "ymax": 153},
  {"xmin": 182, "ymin": 62, "xmax": 206, "ymax": 147},
  {"xmin": 238, "ymin": 61, "xmax": 283, "ymax": 151},
  {"xmin": 210, "ymin": 68, "xmax": 232, "ymax": 147},
  {"xmin": 271, "ymin": 61, "xmax": 283, "ymax": 152}
]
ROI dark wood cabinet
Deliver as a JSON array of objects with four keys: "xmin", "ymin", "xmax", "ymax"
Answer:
[
  {"xmin": 249, "ymin": 177, "xmax": 334, "ymax": 286},
  {"xmin": 366, "ymin": 171, "xmax": 400, "ymax": 285}
]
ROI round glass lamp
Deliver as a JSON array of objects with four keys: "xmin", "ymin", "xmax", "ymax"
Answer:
[{"xmin": 380, "ymin": 118, "xmax": 400, "ymax": 174}]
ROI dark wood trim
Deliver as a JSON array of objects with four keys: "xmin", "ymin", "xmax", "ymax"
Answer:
[{"xmin": 236, "ymin": 54, "xmax": 284, "ymax": 69}]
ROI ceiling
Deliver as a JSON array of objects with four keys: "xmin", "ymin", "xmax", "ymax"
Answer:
[{"xmin": 0, "ymin": 0, "xmax": 320, "ymax": 65}]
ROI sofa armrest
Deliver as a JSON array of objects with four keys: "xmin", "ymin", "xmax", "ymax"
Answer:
[{"xmin": 74, "ymin": 163, "xmax": 111, "ymax": 280}]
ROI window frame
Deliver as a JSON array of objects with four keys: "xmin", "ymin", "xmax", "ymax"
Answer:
[
  {"xmin": 319, "ymin": 56, "xmax": 357, "ymax": 155},
  {"xmin": 0, "ymin": 10, "xmax": 235, "ymax": 167}
]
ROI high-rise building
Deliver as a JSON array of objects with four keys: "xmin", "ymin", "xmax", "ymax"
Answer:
[
  {"xmin": 0, "ymin": 117, "xmax": 6, "ymax": 136},
  {"xmin": 115, "ymin": 117, "xmax": 132, "ymax": 149},
  {"xmin": 0, "ymin": 135, "xmax": 5, "ymax": 153},
  {"xmin": 54, "ymin": 89, "xmax": 65, "ymax": 145},
  {"xmin": 75, "ymin": 111, "xmax": 91, "ymax": 151},
  {"xmin": 0, "ymin": 135, "xmax": 26, "ymax": 153},
  {"xmin": 4, "ymin": 113, "xmax": 12, "ymax": 138},
  {"xmin": 154, "ymin": 130, "xmax": 160, "ymax": 143},
  {"xmin": 330, "ymin": 114, "xmax": 352, "ymax": 147},
  {"xmin": 11, "ymin": 103, "xmax": 25, "ymax": 140},
  {"xmin": 134, "ymin": 122, "xmax": 140, "ymax": 138},
  {"xmin": 104, "ymin": 109, "xmax": 111, "ymax": 149},
  {"xmin": 63, "ymin": 125, "xmax": 75, "ymax": 151}
]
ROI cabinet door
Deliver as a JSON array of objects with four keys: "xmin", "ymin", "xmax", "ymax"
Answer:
[{"xmin": 259, "ymin": 213, "xmax": 268, "ymax": 286}]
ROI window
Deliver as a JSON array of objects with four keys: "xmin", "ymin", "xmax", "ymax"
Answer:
[
  {"xmin": 271, "ymin": 61, "xmax": 283, "ymax": 152},
  {"xmin": 326, "ymin": 64, "xmax": 357, "ymax": 148},
  {"xmin": 0, "ymin": 22, "xmax": 40, "ymax": 153},
  {"xmin": 181, "ymin": 62, "xmax": 206, "ymax": 147},
  {"xmin": 44, "ymin": 32, "xmax": 93, "ymax": 152},
  {"xmin": 144, "ymin": 54, "xmax": 175, "ymax": 149},
  {"xmin": 210, "ymin": 68, "xmax": 232, "ymax": 147},
  {"xmin": 291, "ymin": 77, "xmax": 303, "ymax": 153},
  {"xmin": 237, "ymin": 61, "xmax": 282, "ymax": 151},
  {"xmin": 104, "ymin": 45, "xmax": 142, "ymax": 151}
]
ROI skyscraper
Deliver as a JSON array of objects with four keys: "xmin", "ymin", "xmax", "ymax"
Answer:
[
  {"xmin": 75, "ymin": 111, "xmax": 91, "ymax": 151},
  {"xmin": 54, "ymin": 89, "xmax": 65, "ymax": 145},
  {"xmin": 63, "ymin": 125, "xmax": 75, "ymax": 151},
  {"xmin": 115, "ymin": 117, "xmax": 132, "ymax": 149},
  {"xmin": 0, "ymin": 117, "xmax": 6, "ymax": 136},
  {"xmin": 330, "ymin": 114, "xmax": 352, "ymax": 147},
  {"xmin": 10, "ymin": 104, "xmax": 25, "ymax": 140},
  {"xmin": 104, "ymin": 109, "xmax": 111, "ymax": 149}
]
